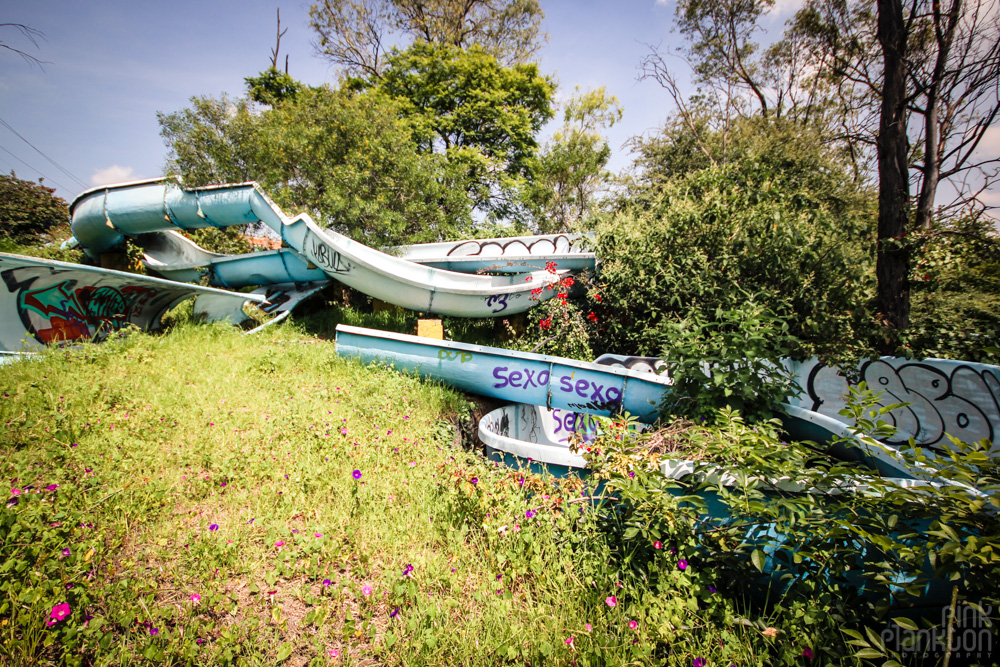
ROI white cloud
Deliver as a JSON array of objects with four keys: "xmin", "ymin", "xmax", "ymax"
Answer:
[{"xmin": 90, "ymin": 165, "xmax": 136, "ymax": 186}]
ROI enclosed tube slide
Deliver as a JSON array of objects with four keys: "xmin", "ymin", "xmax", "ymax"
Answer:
[{"xmin": 70, "ymin": 178, "xmax": 566, "ymax": 318}]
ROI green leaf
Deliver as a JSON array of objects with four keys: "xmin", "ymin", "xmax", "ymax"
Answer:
[
  {"xmin": 854, "ymin": 648, "xmax": 885, "ymax": 659},
  {"xmin": 275, "ymin": 643, "xmax": 293, "ymax": 662},
  {"xmin": 751, "ymin": 549, "xmax": 765, "ymax": 572},
  {"xmin": 891, "ymin": 617, "xmax": 919, "ymax": 631}
]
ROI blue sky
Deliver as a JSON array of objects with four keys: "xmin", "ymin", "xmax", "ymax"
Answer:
[{"xmin": 3, "ymin": 0, "xmax": 994, "ymax": 212}]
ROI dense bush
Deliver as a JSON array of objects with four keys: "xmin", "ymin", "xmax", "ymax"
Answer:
[
  {"xmin": 905, "ymin": 213, "xmax": 1000, "ymax": 362},
  {"xmin": 594, "ymin": 121, "xmax": 875, "ymax": 361},
  {"xmin": 0, "ymin": 171, "xmax": 70, "ymax": 245}
]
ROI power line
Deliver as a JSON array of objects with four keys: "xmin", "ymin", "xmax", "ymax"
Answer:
[
  {"xmin": 0, "ymin": 143, "xmax": 73, "ymax": 193},
  {"xmin": 0, "ymin": 112, "xmax": 87, "ymax": 189}
]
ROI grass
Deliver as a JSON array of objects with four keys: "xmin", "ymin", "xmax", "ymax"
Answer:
[{"xmin": 6, "ymin": 318, "xmax": 964, "ymax": 666}]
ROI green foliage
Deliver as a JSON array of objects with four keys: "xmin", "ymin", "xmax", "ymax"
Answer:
[
  {"xmin": 159, "ymin": 86, "xmax": 471, "ymax": 246},
  {"xmin": 904, "ymin": 214, "xmax": 1000, "ymax": 361},
  {"xmin": 528, "ymin": 86, "xmax": 623, "ymax": 233},
  {"xmin": 0, "ymin": 171, "xmax": 70, "ymax": 244},
  {"xmin": 659, "ymin": 296, "xmax": 802, "ymax": 423},
  {"xmin": 157, "ymin": 95, "xmax": 264, "ymax": 186},
  {"xmin": 244, "ymin": 67, "xmax": 303, "ymax": 106},
  {"xmin": 578, "ymin": 398, "xmax": 1000, "ymax": 666},
  {"xmin": 260, "ymin": 86, "xmax": 471, "ymax": 245},
  {"xmin": 182, "ymin": 227, "xmax": 256, "ymax": 256},
  {"xmin": 378, "ymin": 42, "xmax": 555, "ymax": 221},
  {"xmin": 597, "ymin": 119, "xmax": 875, "ymax": 360}
]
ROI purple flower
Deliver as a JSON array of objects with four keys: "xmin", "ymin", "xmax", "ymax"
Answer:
[
  {"xmin": 390, "ymin": 607, "xmax": 400, "ymax": 618},
  {"xmin": 323, "ymin": 579, "xmax": 332, "ymax": 586},
  {"xmin": 402, "ymin": 564, "xmax": 414, "ymax": 577},
  {"xmin": 352, "ymin": 470, "xmax": 362, "ymax": 480},
  {"xmin": 708, "ymin": 585, "xmax": 717, "ymax": 594},
  {"xmin": 470, "ymin": 477, "xmax": 478, "ymax": 484},
  {"xmin": 694, "ymin": 659, "xmax": 706, "ymax": 667},
  {"xmin": 525, "ymin": 510, "xmax": 535, "ymax": 518},
  {"xmin": 678, "ymin": 559, "xmax": 688, "ymax": 571},
  {"xmin": 802, "ymin": 648, "xmax": 814, "ymax": 659},
  {"xmin": 150, "ymin": 627, "xmax": 159, "ymax": 636},
  {"xmin": 209, "ymin": 524, "xmax": 219, "ymax": 531},
  {"xmin": 61, "ymin": 548, "xmax": 70, "ymax": 558},
  {"xmin": 46, "ymin": 484, "xmax": 59, "ymax": 491}
]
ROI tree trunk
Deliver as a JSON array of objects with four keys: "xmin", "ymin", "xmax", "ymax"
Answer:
[{"xmin": 875, "ymin": 0, "xmax": 911, "ymax": 351}]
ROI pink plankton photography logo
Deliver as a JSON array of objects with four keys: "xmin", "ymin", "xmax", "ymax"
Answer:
[{"xmin": 882, "ymin": 602, "xmax": 994, "ymax": 663}]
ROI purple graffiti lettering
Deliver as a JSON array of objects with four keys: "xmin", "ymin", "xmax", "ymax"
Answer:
[
  {"xmin": 508, "ymin": 370, "xmax": 523, "ymax": 388},
  {"xmin": 590, "ymin": 384, "xmax": 606, "ymax": 402},
  {"xmin": 575, "ymin": 379, "xmax": 590, "ymax": 398},
  {"xmin": 493, "ymin": 366, "xmax": 510, "ymax": 389},
  {"xmin": 559, "ymin": 375, "xmax": 574, "ymax": 394}
]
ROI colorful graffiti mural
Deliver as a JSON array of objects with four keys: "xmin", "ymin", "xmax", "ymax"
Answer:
[{"xmin": 0, "ymin": 253, "xmax": 260, "ymax": 352}]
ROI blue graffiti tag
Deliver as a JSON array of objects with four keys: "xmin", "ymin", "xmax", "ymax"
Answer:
[{"xmin": 484, "ymin": 294, "xmax": 509, "ymax": 313}]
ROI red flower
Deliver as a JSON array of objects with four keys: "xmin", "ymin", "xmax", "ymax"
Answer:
[
  {"xmin": 539, "ymin": 318, "xmax": 552, "ymax": 331},
  {"xmin": 557, "ymin": 292, "xmax": 568, "ymax": 300},
  {"xmin": 587, "ymin": 312, "xmax": 598, "ymax": 322},
  {"xmin": 593, "ymin": 294, "xmax": 602, "ymax": 302},
  {"xmin": 545, "ymin": 261, "xmax": 558, "ymax": 274}
]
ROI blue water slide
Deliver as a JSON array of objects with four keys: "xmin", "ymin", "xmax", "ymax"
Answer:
[{"xmin": 69, "ymin": 178, "xmax": 570, "ymax": 318}]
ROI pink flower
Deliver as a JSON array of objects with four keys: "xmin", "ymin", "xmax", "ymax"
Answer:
[
  {"xmin": 605, "ymin": 596, "xmax": 617, "ymax": 607},
  {"xmin": 190, "ymin": 594, "xmax": 201, "ymax": 602},
  {"xmin": 653, "ymin": 541, "xmax": 662, "ymax": 549},
  {"xmin": 628, "ymin": 620, "xmax": 638, "ymax": 630},
  {"xmin": 48, "ymin": 603, "xmax": 71, "ymax": 625},
  {"xmin": 678, "ymin": 559, "xmax": 688, "ymax": 570},
  {"xmin": 329, "ymin": 649, "xmax": 340, "ymax": 657},
  {"xmin": 275, "ymin": 541, "xmax": 285, "ymax": 548},
  {"xmin": 802, "ymin": 648, "xmax": 814, "ymax": 659},
  {"xmin": 362, "ymin": 585, "xmax": 372, "ymax": 596},
  {"xmin": 585, "ymin": 623, "xmax": 592, "ymax": 632},
  {"xmin": 565, "ymin": 636, "xmax": 575, "ymax": 647},
  {"xmin": 10, "ymin": 488, "xmax": 20, "ymax": 496}
]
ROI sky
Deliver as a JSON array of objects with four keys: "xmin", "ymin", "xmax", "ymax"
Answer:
[{"xmin": 1, "ymin": 0, "xmax": 996, "ymax": 213}]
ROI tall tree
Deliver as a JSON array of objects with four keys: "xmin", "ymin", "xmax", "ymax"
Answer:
[
  {"xmin": 642, "ymin": 0, "xmax": 1000, "ymax": 347},
  {"xmin": 309, "ymin": 0, "xmax": 545, "ymax": 78},
  {"xmin": 530, "ymin": 87, "xmax": 623, "ymax": 232},
  {"xmin": 377, "ymin": 42, "xmax": 554, "ymax": 220},
  {"xmin": 158, "ymin": 87, "xmax": 471, "ymax": 246}
]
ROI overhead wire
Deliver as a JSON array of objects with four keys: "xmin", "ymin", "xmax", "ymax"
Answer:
[
  {"xmin": 0, "ymin": 143, "xmax": 74, "ymax": 193},
  {"xmin": 0, "ymin": 112, "xmax": 88, "ymax": 190}
]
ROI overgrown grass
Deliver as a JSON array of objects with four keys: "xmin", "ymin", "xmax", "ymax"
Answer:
[{"xmin": 6, "ymin": 321, "xmax": 958, "ymax": 666}]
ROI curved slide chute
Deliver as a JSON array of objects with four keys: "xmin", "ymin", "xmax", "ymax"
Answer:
[{"xmin": 70, "ymin": 178, "xmax": 569, "ymax": 318}]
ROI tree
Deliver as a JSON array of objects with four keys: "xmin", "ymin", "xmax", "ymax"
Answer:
[
  {"xmin": 309, "ymin": 0, "xmax": 545, "ymax": 79},
  {"xmin": 0, "ymin": 171, "xmax": 69, "ymax": 244},
  {"xmin": 158, "ymin": 95, "xmax": 265, "ymax": 186},
  {"xmin": 159, "ymin": 87, "xmax": 471, "ymax": 246},
  {"xmin": 642, "ymin": 0, "xmax": 1000, "ymax": 349},
  {"xmin": 529, "ymin": 87, "xmax": 623, "ymax": 232},
  {"xmin": 377, "ymin": 42, "xmax": 554, "ymax": 220}
]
